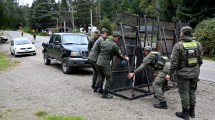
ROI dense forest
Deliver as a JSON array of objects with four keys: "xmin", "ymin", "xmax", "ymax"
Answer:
[{"xmin": 0, "ymin": 0, "xmax": 214, "ymax": 32}]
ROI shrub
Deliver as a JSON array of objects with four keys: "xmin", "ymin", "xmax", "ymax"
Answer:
[
  {"xmin": 38, "ymin": 32, "xmax": 48, "ymax": 36},
  {"xmin": 193, "ymin": 18, "xmax": 215, "ymax": 57},
  {"xmin": 99, "ymin": 17, "xmax": 116, "ymax": 34}
]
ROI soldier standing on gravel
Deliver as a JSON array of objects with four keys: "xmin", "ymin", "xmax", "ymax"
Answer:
[
  {"xmin": 88, "ymin": 28, "xmax": 109, "ymax": 92},
  {"xmin": 128, "ymin": 46, "xmax": 169, "ymax": 109},
  {"xmin": 166, "ymin": 26, "xmax": 203, "ymax": 120},
  {"xmin": 88, "ymin": 30, "xmax": 101, "ymax": 90},
  {"xmin": 96, "ymin": 31, "xmax": 129, "ymax": 99}
]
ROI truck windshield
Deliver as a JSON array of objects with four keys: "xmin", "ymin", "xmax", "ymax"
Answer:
[{"xmin": 62, "ymin": 35, "xmax": 89, "ymax": 45}]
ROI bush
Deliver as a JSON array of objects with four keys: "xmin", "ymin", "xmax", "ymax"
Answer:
[
  {"xmin": 99, "ymin": 17, "xmax": 116, "ymax": 34},
  {"xmin": 194, "ymin": 18, "xmax": 215, "ymax": 57},
  {"xmin": 38, "ymin": 32, "xmax": 48, "ymax": 36}
]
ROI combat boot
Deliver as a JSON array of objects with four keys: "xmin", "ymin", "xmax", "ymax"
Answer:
[
  {"xmin": 189, "ymin": 106, "xmax": 195, "ymax": 118},
  {"xmin": 154, "ymin": 101, "xmax": 168, "ymax": 109},
  {"xmin": 175, "ymin": 108, "xmax": 189, "ymax": 120},
  {"xmin": 93, "ymin": 86, "xmax": 98, "ymax": 92},
  {"xmin": 101, "ymin": 90, "xmax": 113, "ymax": 99}
]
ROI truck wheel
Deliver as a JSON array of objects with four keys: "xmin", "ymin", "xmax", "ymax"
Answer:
[
  {"xmin": 61, "ymin": 59, "xmax": 72, "ymax": 74},
  {"xmin": 44, "ymin": 52, "xmax": 51, "ymax": 65}
]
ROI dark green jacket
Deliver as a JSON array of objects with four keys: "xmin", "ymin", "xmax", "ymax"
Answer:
[
  {"xmin": 169, "ymin": 36, "xmax": 203, "ymax": 78},
  {"xmin": 96, "ymin": 39, "xmax": 126, "ymax": 67},
  {"xmin": 88, "ymin": 36, "xmax": 106, "ymax": 61},
  {"xmin": 134, "ymin": 52, "xmax": 161, "ymax": 74},
  {"xmin": 88, "ymin": 38, "xmax": 97, "ymax": 53}
]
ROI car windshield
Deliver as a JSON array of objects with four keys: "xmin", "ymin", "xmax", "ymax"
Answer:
[
  {"xmin": 15, "ymin": 39, "xmax": 32, "ymax": 45},
  {"xmin": 62, "ymin": 34, "xmax": 89, "ymax": 45}
]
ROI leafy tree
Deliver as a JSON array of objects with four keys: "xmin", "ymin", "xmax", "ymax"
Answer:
[
  {"xmin": 29, "ymin": 0, "xmax": 59, "ymax": 32},
  {"xmin": 139, "ymin": 0, "xmax": 156, "ymax": 17},
  {"xmin": 193, "ymin": 18, "xmax": 215, "ymax": 57},
  {"xmin": 158, "ymin": 0, "xmax": 215, "ymax": 27},
  {"xmin": 0, "ymin": 0, "xmax": 26, "ymax": 29},
  {"xmin": 73, "ymin": 0, "xmax": 94, "ymax": 28}
]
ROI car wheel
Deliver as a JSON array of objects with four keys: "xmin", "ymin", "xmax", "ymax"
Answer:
[
  {"xmin": 61, "ymin": 59, "xmax": 72, "ymax": 74},
  {"xmin": 43, "ymin": 52, "xmax": 51, "ymax": 65},
  {"xmin": 10, "ymin": 50, "xmax": 13, "ymax": 55},
  {"xmin": 13, "ymin": 50, "xmax": 17, "ymax": 57},
  {"xmin": 1, "ymin": 40, "xmax": 5, "ymax": 43},
  {"xmin": 33, "ymin": 53, "xmax": 36, "ymax": 56}
]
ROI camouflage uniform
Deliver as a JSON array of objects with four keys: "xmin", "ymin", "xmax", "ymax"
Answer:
[
  {"xmin": 96, "ymin": 31, "xmax": 127, "ymax": 98},
  {"xmin": 134, "ymin": 51, "xmax": 169, "ymax": 109},
  {"xmin": 169, "ymin": 26, "xmax": 203, "ymax": 119},
  {"xmin": 88, "ymin": 30, "xmax": 101, "ymax": 89},
  {"xmin": 88, "ymin": 28, "xmax": 108, "ymax": 90}
]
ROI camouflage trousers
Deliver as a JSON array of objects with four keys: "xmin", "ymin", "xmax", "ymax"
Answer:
[
  {"xmin": 153, "ymin": 71, "xmax": 167, "ymax": 102},
  {"xmin": 177, "ymin": 77, "xmax": 199, "ymax": 109},
  {"xmin": 89, "ymin": 60, "xmax": 103, "ymax": 88},
  {"xmin": 97, "ymin": 64, "xmax": 112, "ymax": 90}
]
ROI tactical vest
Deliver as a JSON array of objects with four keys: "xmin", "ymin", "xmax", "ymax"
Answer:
[
  {"xmin": 151, "ymin": 52, "xmax": 168, "ymax": 70},
  {"xmin": 181, "ymin": 40, "xmax": 200, "ymax": 67}
]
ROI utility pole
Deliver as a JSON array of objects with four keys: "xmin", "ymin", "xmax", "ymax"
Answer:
[
  {"xmin": 90, "ymin": 9, "xmax": 93, "ymax": 33},
  {"xmin": 64, "ymin": 20, "xmax": 66, "ymax": 32},
  {"xmin": 68, "ymin": 0, "xmax": 75, "ymax": 32},
  {"xmin": 57, "ymin": 18, "xmax": 59, "ymax": 32}
]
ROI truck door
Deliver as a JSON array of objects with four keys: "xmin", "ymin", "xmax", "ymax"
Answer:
[
  {"xmin": 47, "ymin": 35, "xmax": 56, "ymax": 58},
  {"xmin": 53, "ymin": 35, "xmax": 63, "ymax": 61}
]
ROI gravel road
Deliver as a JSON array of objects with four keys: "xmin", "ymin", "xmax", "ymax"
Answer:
[{"xmin": 0, "ymin": 32, "xmax": 215, "ymax": 120}]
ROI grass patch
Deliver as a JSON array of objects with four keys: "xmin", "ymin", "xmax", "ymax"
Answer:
[
  {"xmin": 34, "ymin": 111, "xmax": 48, "ymax": 117},
  {"xmin": 0, "ymin": 109, "xmax": 12, "ymax": 119},
  {"xmin": 43, "ymin": 116, "xmax": 87, "ymax": 120},
  {"xmin": 203, "ymin": 56, "xmax": 215, "ymax": 61},
  {"xmin": 0, "ymin": 52, "xmax": 19, "ymax": 71}
]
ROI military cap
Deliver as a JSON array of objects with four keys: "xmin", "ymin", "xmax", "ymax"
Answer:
[
  {"xmin": 112, "ymin": 31, "xmax": 121, "ymax": 37},
  {"xmin": 94, "ymin": 30, "xmax": 101, "ymax": 35},
  {"xmin": 101, "ymin": 28, "xmax": 109, "ymax": 33},
  {"xmin": 180, "ymin": 26, "xmax": 193, "ymax": 34},
  {"xmin": 144, "ymin": 46, "xmax": 152, "ymax": 51}
]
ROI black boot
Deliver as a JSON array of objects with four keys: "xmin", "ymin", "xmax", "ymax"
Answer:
[
  {"xmin": 189, "ymin": 106, "xmax": 195, "ymax": 118},
  {"xmin": 175, "ymin": 108, "xmax": 189, "ymax": 120},
  {"xmin": 93, "ymin": 86, "xmax": 98, "ymax": 92},
  {"xmin": 101, "ymin": 90, "xmax": 113, "ymax": 99},
  {"xmin": 154, "ymin": 101, "xmax": 168, "ymax": 109},
  {"xmin": 91, "ymin": 83, "xmax": 95, "ymax": 89}
]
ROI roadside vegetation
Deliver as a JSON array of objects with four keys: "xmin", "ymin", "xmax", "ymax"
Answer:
[
  {"xmin": 0, "ymin": 52, "xmax": 19, "ymax": 71},
  {"xmin": 194, "ymin": 18, "xmax": 215, "ymax": 59},
  {"xmin": 34, "ymin": 110, "xmax": 86, "ymax": 120}
]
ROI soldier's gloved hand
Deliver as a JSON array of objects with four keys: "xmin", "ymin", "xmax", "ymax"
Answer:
[{"xmin": 121, "ymin": 61, "xmax": 127, "ymax": 64}]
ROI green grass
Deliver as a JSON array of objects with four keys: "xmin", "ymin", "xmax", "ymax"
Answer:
[
  {"xmin": 203, "ymin": 56, "xmax": 215, "ymax": 61},
  {"xmin": 0, "ymin": 52, "xmax": 19, "ymax": 71},
  {"xmin": 34, "ymin": 111, "xmax": 48, "ymax": 117},
  {"xmin": 43, "ymin": 116, "xmax": 87, "ymax": 120}
]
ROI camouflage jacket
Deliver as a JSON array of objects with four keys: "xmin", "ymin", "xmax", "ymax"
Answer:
[
  {"xmin": 88, "ymin": 36, "xmax": 106, "ymax": 61},
  {"xmin": 96, "ymin": 39, "xmax": 126, "ymax": 67},
  {"xmin": 169, "ymin": 36, "xmax": 203, "ymax": 78}
]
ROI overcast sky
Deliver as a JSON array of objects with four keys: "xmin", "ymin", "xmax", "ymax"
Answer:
[
  {"xmin": 20, "ymin": 0, "xmax": 59, "ymax": 6},
  {"xmin": 19, "ymin": 0, "xmax": 33, "ymax": 6}
]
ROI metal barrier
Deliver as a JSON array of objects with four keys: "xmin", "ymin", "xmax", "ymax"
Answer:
[{"xmin": 109, "ymin": 12, "xmax": 188, "ymax": 100}]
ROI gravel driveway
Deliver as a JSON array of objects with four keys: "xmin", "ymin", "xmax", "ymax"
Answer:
[{"xmin": 0, "ymin": 32, "xmax": 215, "ymax": 120}]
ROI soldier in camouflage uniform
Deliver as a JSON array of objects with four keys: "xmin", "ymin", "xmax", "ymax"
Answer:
[
  {"xmin": 128, "ymin": 46, "xmax": 169, "ymax": 109},
  {"xmin": 88, "ymin": 28, "xmax": 109, "ymax": 91},
  {"xmin": 88, "ymin": 30, "xmax": 101, "ymax": 53},
  {"xmin": 88, "ymin": 30, "xmax": 101, "ymax": 89},
  {"xmin": 96, "ymin": 31, "xmax": 129, "ymax": 99},
  {"xmin": 166, "ymin": 26, "xmax": 203, "ymax": 120}
]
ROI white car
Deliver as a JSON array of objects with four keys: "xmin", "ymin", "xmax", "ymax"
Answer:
[{"xmin": 9, "ymin": 38, "xmax": 36, "ymax": 57}]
